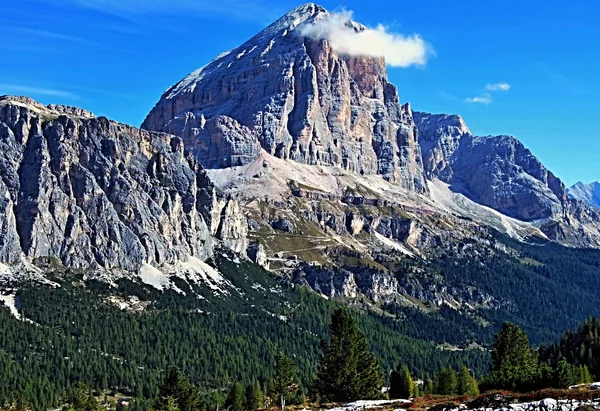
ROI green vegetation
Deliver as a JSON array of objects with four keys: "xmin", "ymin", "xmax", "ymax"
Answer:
[
  {"xmin": 389, "ymin": 366, "xmax": 414, "ymax": 399},
  {"xmin": 315, "ymin": 308, "xmax": 383, "ymax": 402},
  {"xmin": 4, "ymin": 233, "xmax": 600, "ymax": 409},
  {"xmin": 0, "ymin": 253, "xmax": 488, "ymax": 410},
  {"xmin": 271, "ymin": 353, "xmax": 298, "ymax": 410}
]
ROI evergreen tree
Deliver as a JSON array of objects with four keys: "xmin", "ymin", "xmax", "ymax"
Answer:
[
  {"xmin": 225, "ymin": 383, "xmax": 244, "ymax": 411},
  {"xmin": 315, "ymin": 308, "xmax": 383, "ymax": 402},
  {"xmin": 155, "ymin": 396, "xmax": 180, "ymax": 411},
  {"xmin": 389, "ymin": 366, "xmax": 414, "ymax": 399},
  {"xmin": 579, "ymin": 365, "xmax": 593, "ymax": 384},
  {"xmin": 63, "ymin": 382, "xmax": 100, "ymax": 411},
  {"xmin": 435, "ymin": 368, "xmax": 457, "ymax": 396},
  {"xmin": 272, "ymin": 353, "xmax": 298, "ymax": 410},
  {"xmin": 485, "ymin": 322, "xmax": 542, "ymax": 391},
  {"xmin": 553, "ymin": 358, "xmax": 581, "ymax": 388},
  {"xmin": 456, "ymin": 366, "xmax": 479, "ymax": 396},
  {"xmin": 423, "ymin": 379, "xmax": 434, "ymax": 395},
  {"xmin": 155, "ymin": 367, "xmax": 200, "ymax": 411},
  {"xmin": 244, "ymin": 381, "xmax": 263, "ymax": 411}
]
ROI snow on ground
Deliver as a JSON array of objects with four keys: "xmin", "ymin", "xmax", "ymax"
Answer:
[
  {"xmin": 0, "ymin": 293, "xmax": 20, "ymax": 320},
  {"xmin": 325, "ymin": 399, "xmax": 411, "ymax": 411},
  {"xmin": 137, "ymin": 257, "xmax": 235, "ymax": 296},
  {"xmin": 105, "ymin": 295, "xmax": 149, "ymax": 312},
  {"xmin": 373, "ymin": 232, "xmax": 415, "ymax": 257}
]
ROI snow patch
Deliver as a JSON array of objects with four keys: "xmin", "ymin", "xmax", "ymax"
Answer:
[{"xmin": 326, "ymin": 399, "xmax": 411, "ymax": 411}]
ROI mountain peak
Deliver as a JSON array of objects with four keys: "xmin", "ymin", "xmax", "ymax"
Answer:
[{"xmin": 568, "ymin": 181, "xmax": 600, "ymax": 209}]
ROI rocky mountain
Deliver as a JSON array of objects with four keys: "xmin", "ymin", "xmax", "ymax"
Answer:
[
  {"xmin": 143, "ymin": 3, "xmax": 428, "ymax": 193},
  {"xmin": 414, "ymin": 112, "xmax": 600, "ymax": 247},
  {"xmin": 568, "ymin": 181, "xmax": 600, "ymax": 209},
  {"xmin": 0, "ymin": 95, "xmax": 248, "ymax": 283},
  {"xmin": 139, "ymin": 1, "xmax": 600, "ymax": 302},
  {"xmin": 1, "ymin": 3, "xmax": 599, "ymax": 309}
]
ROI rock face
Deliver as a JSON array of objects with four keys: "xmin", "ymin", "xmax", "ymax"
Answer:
[
  {"xmin": 568, "ymin": 181, "xmax": 600, "ymax": 209},
  {"xmin": 143, "ymin": 3, "xmax": 428, "ymax": 192},
  {"xmin": 415, "ymin": 112, "xmax": 562, "ymax": 221},
  {"xmin": 414, "ymin": 112, "xmax": 600, "ymax": 246},
  {"xmin": 0, "ymin": 95, "xmax": 216, "ymax": 272}
]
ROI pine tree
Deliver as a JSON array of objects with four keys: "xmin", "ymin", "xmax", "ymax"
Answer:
[
  {"xmin": 315, "ymin": 308, "xmax": 383, "ymax": 402},
  {"xmin": 63, "ymin": 382, "xmax": 100, "ymax": 411},
  {"xmin": 272, "ymin": 353, "xmax": 298, "ymax": 410},
  {"xmin": 436, "ymin": 368, "xmax": 457, "ymax": 396},
  {"xmin": 423, "ymin": 379, "xmax": 434, "ymax": 395},
  {"xmin": 579, "ymin": 365, "xmax": 593, "ymax": 384},
  {"xmin": 225, "ymin": 383, "xmax": 244, "ymax": 411},
  {"xmin": 389, "ymin": 366, "xmax": 414, "ymax": 399},
  {"xmin": 485, "ymin": 322, "xmax": 542, "ymax": 391},
  {"xmin": 245, "ymin": 381, "xmax": 263, "ymax": 411},
  {"xmin": 155, "ymin": 396, "xmax": 180, "ymax": 411},
  {"xmin": 456, "ymin": 366, "xmax": 479, "ymax": 396},
  {"xmin": 155, "ymin": 367, "xmax": 200, "ymax": 411}
]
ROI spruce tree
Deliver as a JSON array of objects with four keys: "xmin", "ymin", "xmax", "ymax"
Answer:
[
  {"xmin": 272, "ymin": 353, "xmax": 298, "ymax": 410},
  {"xmin": 456, "ymin": 366, "xmax": 479, "ymax": 396},
  {"xmin": 423, "ymin": 379, "xmax": 434, "ymax": 395},
  {"xmin": 245, "ymin": 381, "xmax": 263, "ymax": 411},
  {"xmin": 155, "ymin": 367, "xmax": 200, "ymax": 411},
  {"xmin": 436, "ymin": 368, "xmax": 457, "ymax": 395},
  {"xmin": 485, "ymin": 322, "xmax": 541, "ymax": 391},
  {"xmin": 579, "ymin": 365, "xmax": 593, "ymax": 384},
  {"xmin": 315, "ymin": 308, "xmax": 383, "ymax": 402},
  {"xmin": 389, "ymin": 366, "xmax": 414, "ymax": 399},
  {"xmin": 225, "ymin": 383, "xmax": 244, "ymax": 411},
  {"xmin": 63, "ymin": 382, "xmax": 100, "ymax": 411}
]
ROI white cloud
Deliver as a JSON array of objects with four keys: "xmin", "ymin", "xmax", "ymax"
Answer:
[
  {"xmin": 300, "ymin": 11, "xmax": 432, "ymax": 68},
  {"xmin": 485, "ymin": 82, "xmax": 511, "ymax": 91},
  {"xmin": 465, "ymin": 93, "xmax": 492, "ymax": 105},
  {"xmin": 0, "ymin": 84, "xmax": 79, "ymax": 99}
]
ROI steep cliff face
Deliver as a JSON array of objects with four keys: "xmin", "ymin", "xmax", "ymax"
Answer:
[
  {"xmin": 142, "ymin": 3, "xmax": 428, "ymax": 192},
  {"xmin": 0, "ymin": 95, "xmax": 216, "ymax": 272},
  {"xmin": 414, "ymin": 111, "xmax": 600, "ymax": 246}
]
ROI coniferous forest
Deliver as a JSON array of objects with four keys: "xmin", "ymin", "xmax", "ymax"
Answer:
[{"xmin": 2, "ymin": 238, "xmax": 600, "ymax": 410}]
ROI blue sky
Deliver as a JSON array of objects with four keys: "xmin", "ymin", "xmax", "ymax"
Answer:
[{"xmin": 1, "ymin": 0, "xmax": 598, "ymax": 186}]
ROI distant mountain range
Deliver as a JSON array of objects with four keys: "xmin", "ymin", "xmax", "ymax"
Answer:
[{"xmin": 568, "ymin": 182, "xmax": 600, "ymax": 209}]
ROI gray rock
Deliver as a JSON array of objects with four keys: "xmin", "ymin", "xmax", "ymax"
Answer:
[
  {"xmin": 142, "ymin": 4, "xmax": 428, "ymax": 193},
  {"xmin": 0, "ymin": 95, "xmax": 215, "ymax": 273},
  {"xmin": 414, "ymin": 111, "xmax": 600, "ymax": 246},
  {"xmin": 568, "ymin": 181, "xmax": 600, "ymax": 209}
]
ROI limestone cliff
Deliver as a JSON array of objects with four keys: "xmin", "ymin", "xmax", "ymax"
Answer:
[{"xmin": 142, "ymin": 3, "xmax": 428, "ymax": 193}]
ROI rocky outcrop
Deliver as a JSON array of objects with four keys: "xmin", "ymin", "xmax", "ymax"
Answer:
[
  {"xmin": 415, "ymin": 112, "xmax": 563, "ymax": 221},
  {"xmin": 0, "ymin": 95, "xmax": 216, "ymax": 272},
  {"xmin": 143, "ymin": 3, "xmax": 428, "ymax": 193},
  {"xmin": 414, "ymin": 111, "xmax": 600, "ymax": 246}
]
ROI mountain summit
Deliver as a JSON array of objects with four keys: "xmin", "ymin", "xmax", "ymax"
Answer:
[
  {"xmin": 142, "ymin": 3, "xmax": 428, "ymax": 192},
  {"xmin": 568, "ymin": 182, "xmax": 600, "ymax": 209}
]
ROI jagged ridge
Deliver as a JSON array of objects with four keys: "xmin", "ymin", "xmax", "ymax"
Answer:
[{"xmin": 0, "ymin": 95, "xmax": 216, "ymax": 272}]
